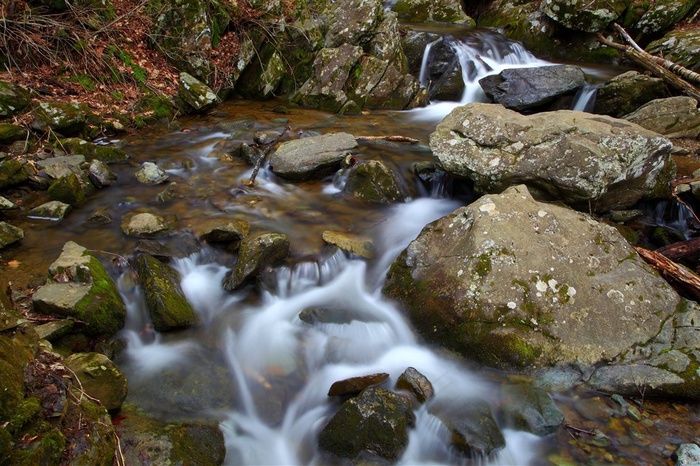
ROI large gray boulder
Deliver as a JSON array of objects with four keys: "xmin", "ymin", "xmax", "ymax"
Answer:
[
  {"xmin": 383, "ymin": 185, "xmax": 681, "ymax": 371},
  {"xmin": 623, "ymin": 96, "xmax": 700, "ymax": 139},
  {"xmin": 429, "ymin": 103, "xmax": 673, "ymax": 212},
  {"xmin": 270, "ymin": 132, "xmax": 358, "ymax": 181},
  {"xmin": 541, "ymin": 0, "xmax": 626, "ymax": 32},
  {"xmin": 479, "ymin": 65, "xmax": 586, "ymax": 111}
]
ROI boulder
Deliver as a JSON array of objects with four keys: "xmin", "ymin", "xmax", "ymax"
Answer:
[
  {"xmin": 647, "ymin": 29, "xmax": 700, "ymax": 72},
  {"xmin": 0, "ymin": 158, "xmax": 28, "ymax": 189},
  {"xmin": 31, "ymin": 102, "xmax": 86, "ymax": 136},
  {"xmin": 114, "ymin": 404, "xmax": 226, "ymax": 466},
  {"xmin": 193, "ymin": 217, "xmax": 250, "ymax": 244},
  {"xmin": 0, "ymin": 123, "xmax": 28, "ymax": 144},
  {"xmin": 0, "ymin": 81, "xmax": 32, "ymax": 117},
  {"xmin": 631, "ymin": 0, "xmax": 698, "ymax": 36},
  {"xmin": 395, "ymin": 367, "xmax": 434, "ymax": 404},
  {"xmin": 135, "ymin": 161, "xmax": 169, "ymax": 185},
  {"xmin": 478, "ymin": 65, "xmax": 586, "ymax": 111},
  {"xmin": 673, "ymin": 443, "xmax": 700, "ymax": 466},
  {"xmin": 64, "ymin": 352, "xmax": 128, "ymax": 411},
  {"xmin": 136, "ymin": 253, "xmax": 198, "ymax": 331},
  {"xmin": 429, "ymin": 103, "xmax": 673, "ymax": 212},
  {"xmin": 343, "ymin": 160, "xmax": 408, "ymax": 204},
  {"xmin": 27, "ymin": 201, "xmax": 72, "ymax": 221},
  {"xmin": 392, "ymin": 0, "xmax": 474, "ymax": 24},
  {"xmin": 541, "ymin": 0, "xmax": 626, "ymax": 32},
  {"xmin": 318, "ymin": 387, "xmax": 415, "ymax": 462},
  {"xmin": 234, "ymin": 43, "xmax": 286, "ymax": 100},
  {"xmin": 88, "ymin": 159, "xmax": 117, "ymax": 188},
  {"xmin": 121, "ymin": 212, "xmax": 176, "ymax": 238},
  {"xmin": 623, "ymin": 96, "xmax": 700, "ymax": 139},
  {"xmin": 383, "ymin": 185, "xmax": 681, "ymax": 371},
  {"xmin": 324, "ymin": 0, "xmax": 383, "ymax": 49},
  {"xmin": 36, "ymin": 155, "xmax": 85, "ymax": 179},
  {"xmin": 178, "ymin": 72, "xmax": 220, "ymax": 112},
  {"xmin": 59, "ymin": 138, "xmax": 129, "ymax": 164},
  {"xmin": 47, "ymin": 172, "xmax": 87, "ymax": 206},
  {"xmin": 0, "ymin": 222, "xmax": 23, "ymax": 249},
  {"xmin": 222, "ymin": 232, "xmax": 290, "ymax": 290},
  {"xmin": 593, "ymin": 71, "xmax": 666, "ymax": 118},
  {"xmin": 31, "ymin": 241, "xmax": 126, "ymax": 336},
  {"xmin": 270, "ymin": 132, "xmax": 358, "ymax": 181}
]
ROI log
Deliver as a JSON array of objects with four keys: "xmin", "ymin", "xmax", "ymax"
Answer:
[
  {"xmin": 656, "ymin": 237, "xmax": 700, "ymax": 263},
  {"xmin": 634, "ymin": 246, "xmax": 700, "ymax": 301},
  {"xmin": 612, "ymin": 24, "xmax": 700, "ymax": 87},
  {"xmin": 357, "ymin": 135, "xmax": 420, "ymax": 144},
  {"xmin": 596, "ymin": 33, "xmax": 700, "ymax": 104}
]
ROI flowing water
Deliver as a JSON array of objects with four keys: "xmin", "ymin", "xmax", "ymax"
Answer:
[{"xmin": 4, "ymin": 27, "xmax": 700, "ymax": 465}]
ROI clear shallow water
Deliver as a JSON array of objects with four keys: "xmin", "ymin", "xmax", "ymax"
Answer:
[{"xmin": 3, "ymin": 28, "xmax": 699, "ymax": 465}]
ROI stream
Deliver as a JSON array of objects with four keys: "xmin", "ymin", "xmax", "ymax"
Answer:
[{"xmin": 5, "ymin": 27, "xmax": 700, "ymax": 465}]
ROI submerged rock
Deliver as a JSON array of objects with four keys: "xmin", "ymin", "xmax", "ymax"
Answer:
[
  {"xmin": 497, "ymin": 384, "xmax": 564, "ymax": 436},
  {"xmin": 430, "ymin": 398, "xmax": 505, "ymax": 457},
  {"xmin": 383, "ymin": 185, "xmax": 681, "ymax": 371},
  {"xmin": 136, "ymin": 253, "xmax": 198, "ymax": 331},
  {"xmin": 318, "ymin": 387, "xmax": 415, "ymax": 462},
  {"xmin": 429, "ymin": 103, "xmax": 673, "ymax": 212}
]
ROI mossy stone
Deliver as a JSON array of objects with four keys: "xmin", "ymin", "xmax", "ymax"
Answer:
[
  {"xmin": 8, "ymin": 428, "xmax": 65, "ymax": 465},
  {"xmin": 0, "ymin": 81, "xmax": 32, "ymax": 117},
  {"xmin": 64, "ymin": 352, "xmax": 128, "ymax": 411},
  {"xmin": 47, "ymin": 172, "xmax": 86, "ymax": 206},
  {"xmin": 0, "ymin": 123, "xmax": 28, "ymax": 145},
  {"xmin": 0, "ymin": 159, "xmax": 28, "ymax": 189}
]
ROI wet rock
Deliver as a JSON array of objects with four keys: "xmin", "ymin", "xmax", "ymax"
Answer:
[
  {"xmin": 623, "ymin": 96, "xmax": 700, "ymax": 139},
  {"xmin": 541, "ymin": 0, "xmax": 626, "ymax": 32},
  {"xmin": 179, "ymin": 72, "xmax": 220, "ymax": 112},
  {"xmin": 383, "ymin": 185, "xmax": 681, "ymax": 372},
  {"xmin": 497, "ymin": 384, "xmax": 564, "ymax": 436},
  {"xmin": 114, "ymin": 404, "xmax": 226, "ymax": 466},
  {"xmin": 235, "ymin": 43, "xmax": 286, "ymax": 100},
  {"xmin": 429, "ymin": 103, "xmax": 673, "ymax": 212},
  {"xmin": 156, "ymin": 182, "xmax": 179, "ymax": 202},
  {"xmin": 0, "ymin": 81, "xmax": 32, "ymax": 117},
  {"xmin": 34, "ymin": 319, "xmax": 75, "ymax": 341},
  {"xmin": 0, "ymin": 158, "xmax": 28, "ymax": 189},
  {"xmin": 0, "ymin": 222, "xmax": 24, "ymax": 249},
  {"xmin": 222, "ymin": 232, "xmax": 290, "ymax": 290},
  {"xmin": 0, "ymin": 196, "xmax": 17, "ymax": 210},
  {"xmin": 87, "ymin": 159, "xmax": 117, "ymax": 188},
  {"xmin": 318, "ymin": 387, "xmax": 415, "ymax": 462},
  {"xmin": 135, "ymin": 239, "xmax": 177, "ymax": 261},
  {"xmin": 593, "ymin": 71, "xmax": 665, "ymax": 118},
  {"xmin": 136, "ymin": 253, "xmax": 198, "ymax": 331},
  {"xmin": 431, "ymin": 398, "xmax": 505, "ymax": 457},
  {"xmin": 321, "ymin": 231, "xmax": 375, "ymax": 258},
  {"xmin": 479, "ymin": 65, "xmax": 586, "ymax": 111},
  {"xmin": 86, "ymin": 207, "xmax": 112, "ymax": 225},
  {"xmin": 673, "ymin": 443, "xmax": 700, "ymax": 466},
  {"xmin": 392, "ymin": 0, "xmax": 474, "ymax": 24},
  {"xmin": 193, "ymin": 217, "xmax": 251, "ymax": 244},
  {"xmin": 31, "ymin": 241, "xmax": 126, "ymax": 336},
  {"xmin": 395, "ymin": 367, "xmax": 434, "ymax": 404},
  {"xmin": 270, "ymin": 132, "xmax": 358, "ymax": 181},
  {"xmin": 59, "ymin": 138, "xmax": 130, "ymax": 164},
  {"xmin": 343, "ymin": 160, "xmax": 407, "ymax": 204},
  {"xmin": 36, "ymin": 155, "xmax": 85, "ymax": 179},
  {"xmin": 121, "ymin": 212, "xmax": 176, "ymax": 238},
  {"xmin": 135, "ymin": 161, "xmax": 169, "ymax": 185},
  {"xmin": 47, "ymin": 172, "xmax": 86, "ymax": 206},
  {"xmin": 31, "ymin": 101, "xmax": 86, "ymax": 136},
  {"xmin": 0, "ymin": 123, "xmax": 28, "ymax": 144},
  {"xmin": 328, "ymin": 373, "xmax": 390, "ymax": 396},
  {"xmin": 64, "ymin": 352, "xmax": 128, "ymax": 411},
  {"xmin": 28, "ymin": 200, "xmax": 72, "ymax": 221}
]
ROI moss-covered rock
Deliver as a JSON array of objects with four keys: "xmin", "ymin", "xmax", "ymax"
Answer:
[
  {"xmin": 0, "ymin": 81, "xmax": 32, "ymax": 118},
  {"xmin": 64, "ymin": 352, "xmax": 128, "ymax": 411},
  {"xmin": 343, "ymin": 160, "xmax": 407, "ymax": 203},
  {"xmin": 31, "ymin": 102, "xmax": 86, "ymax": 136},
  {"xmin": 647, "ymin": 29, "xmax": 700, "ymax": 73},
  {"xmin": 136, "ymin": 253, "xmax": 198, "ymax": 331},
  {"xmin": 59, "ymin": 138, "xmax": 130, "ymax": 164},
  {"xmin": 31, "ymin": 242, "xmax": 126, "ymax": 337},
  {"xmin": 235, "ymin": 42, "xmax": 287, "ymax": 100},
  {"xmin": 0, "ymin": 221, "xmax": 24, "ymax": 249},
  {"xmin": 0, "ymin": 326, "xmax": 38, "ymax": 421},
  {"xmin": 0, "ymin": 158, "xmax": 28, "ymax": 189},
  {"xmin": 222, "ymin": 231, "xmax": 290, "ymax": 290},
  {"xmin": 47, "ymin": 172, "xmax": 86, "ymax": 206},
  {"xmin": 179, "ymin": 72, "xmax": 220, "ymax": 112},
  {"xmin": 0, "ymin": 123, "xmax": 28, "ymax": 145},
  {"xmin": 392, "ymin": 0, "xmax": 474, "ymax": 24},
  {"xmin": 593, "ymin": 71, "xmax": 666, "ymax": 118}
]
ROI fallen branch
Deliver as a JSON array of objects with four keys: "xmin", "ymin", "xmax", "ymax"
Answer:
[
  {"xmin": 612, "ymin": 24, "xmax": 700, "ymax": 86},
  {"xmin": 670, "ymin": 177, "xmax": 700, "ymax": 224},
  {"xmin": 634, "ymin": 245, "xmax": 700, "ymax": 301},
  {"xmin": 357, "ymin": 135, "xmax": 420, "ymax": 144},
  {"xmin": 596, "ymin": 33, "xmax": 700, "ymax": 103},
  {"xmin": 246, "ymin": 121, "xmax": 291, "ymax": 186}
]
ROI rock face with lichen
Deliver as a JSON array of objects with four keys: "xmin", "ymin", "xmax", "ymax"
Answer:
[
  {"xmin": 429, "ymin": 103, "xmax": 674, "ymax": 212},
  {"xmin": 383, "ymin": 185, "xmax": 681, "ymax": 372}
]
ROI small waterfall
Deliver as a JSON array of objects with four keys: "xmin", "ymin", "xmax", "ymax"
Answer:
[
  {"xmin": 572, "ymin": 83, "xmax": 599, "ymax": 112},
  {"xmin": 419, "ymin": 37, "xmax": 443, "ymax": 89}
]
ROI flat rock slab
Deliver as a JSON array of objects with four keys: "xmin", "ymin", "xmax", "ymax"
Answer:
[{"xmin": 270, "ymin": 132, "xmax": 358, "ymax": 181}]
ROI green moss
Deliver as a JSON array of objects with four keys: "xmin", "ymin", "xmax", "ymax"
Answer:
[
  {"xmin": 9, "ymin": 429, "xmax": 65, "ymax": 466},
  {"xmin": 474, "ymin": 253, "xmax": 492, "ymax": 277},
  {"xmin": 71, "ymin": 256, "xmax": 126, "ymax": 336},
  {"xmin": 8, "ymin": 398, "xmax": 41, "ymax": 434},
  {"xmin": 47, "ymin": 173, "xmax": 85, "ymax": 206},
  {"xmin": 69, "ymin": 74, "xmax": 95, "ymax": 91}
]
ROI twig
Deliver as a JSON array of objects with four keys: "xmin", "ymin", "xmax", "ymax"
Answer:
[
  {"xmin": 357, "ymin": 135, "xmax": 420, "ymax": 144},
  {"xmin": 564, "ymin": 423, "xmax": 597, "ymax": 436},
  {"xmin": 92, "ymin": 0, "xmax": 148, "ymax": 37}
]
